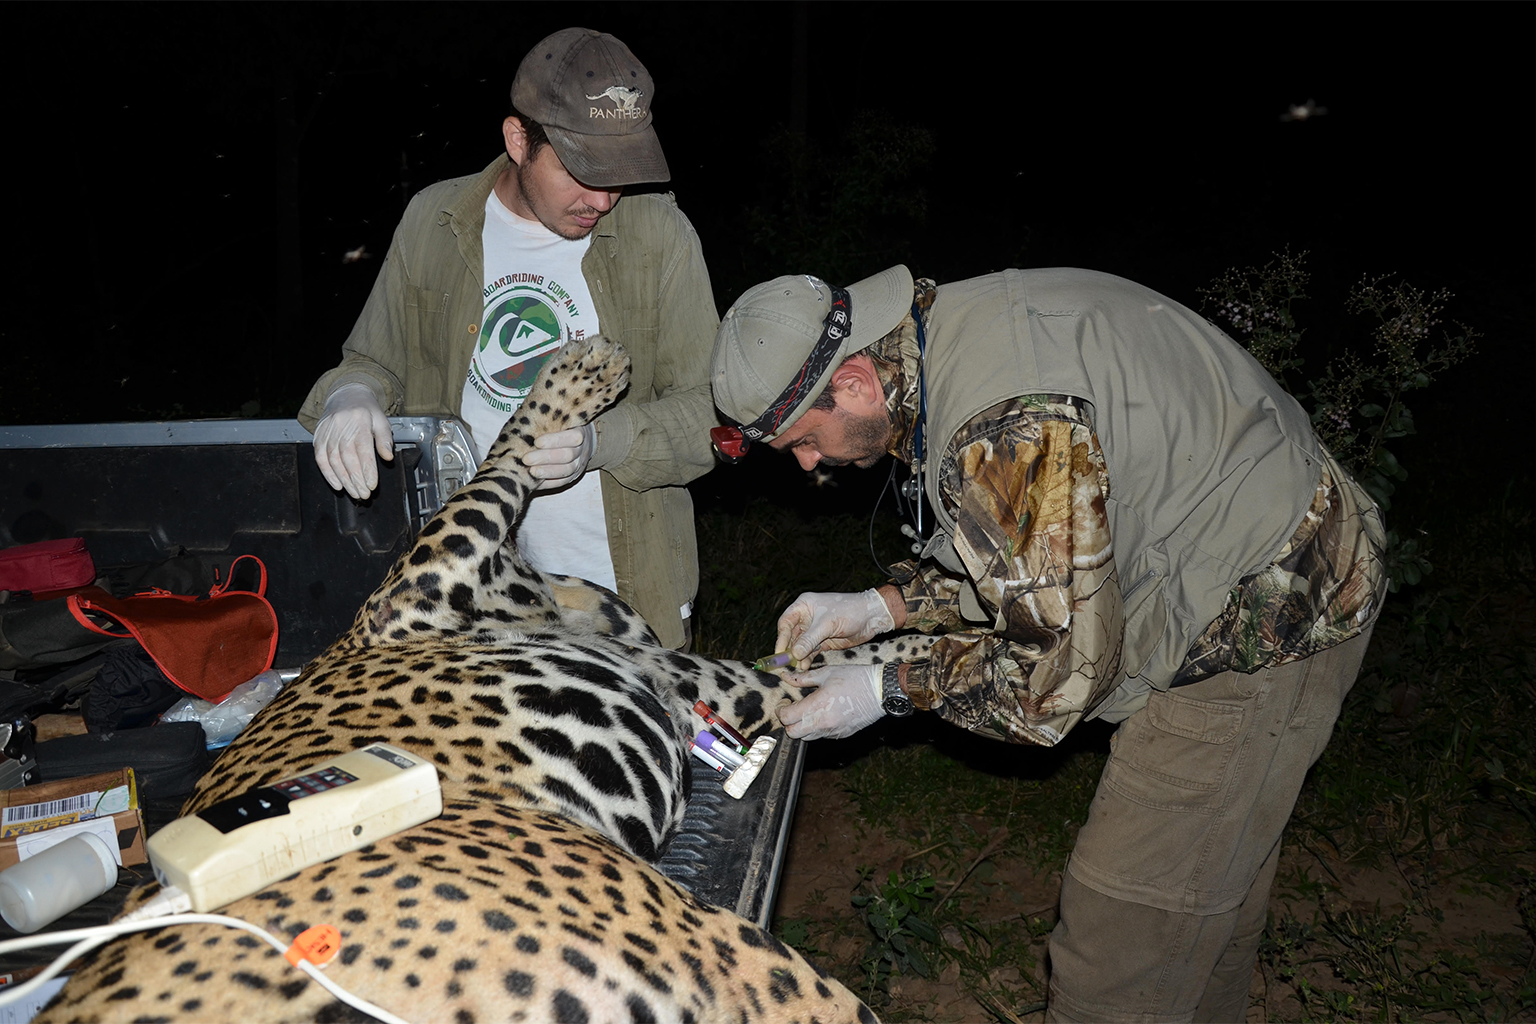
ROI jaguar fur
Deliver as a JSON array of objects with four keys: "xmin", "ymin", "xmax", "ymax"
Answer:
[
  {"xmin": 39, "ymin": 335, "xmax": 874, "ymax": 1024},
  {"xmin": 802, "ymin": 636, "xmax": 942, "ymax": 672}
]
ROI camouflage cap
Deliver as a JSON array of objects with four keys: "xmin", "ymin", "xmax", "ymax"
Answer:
[
  {"xmin": 511, "ymin": 28, "xmax": 669, "ymax": 187},
  {"xmin": 712, "ymin": 266, "xmax": 914, "ymax": 441}
]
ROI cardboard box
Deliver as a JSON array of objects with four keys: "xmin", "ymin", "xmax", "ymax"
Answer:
[{"xmin": 0, "ymin": 768, "xmax": 146, "ymax": 869}]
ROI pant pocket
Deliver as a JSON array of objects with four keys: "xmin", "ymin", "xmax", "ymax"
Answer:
[
  {"xmin": 1069, "ymin": 689, "xmax": 1250, "ymax": 911},
  {"xmin": 1100, "ymin": 689, "xmax": 1244, "ymax": 811}
]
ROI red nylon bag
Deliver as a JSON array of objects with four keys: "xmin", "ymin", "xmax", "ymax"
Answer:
[
  {"xmin": 0, "ymin": 538, "xmax": 96, "ymax": 593},
  {"xmin": 66, "ymin": 555, "xmax": 278, "ymax": 702}
]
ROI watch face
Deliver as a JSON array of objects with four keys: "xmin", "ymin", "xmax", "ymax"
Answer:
[{"xmin": 881, "ymin": 663, "xmax": 914, "ymax": 716}]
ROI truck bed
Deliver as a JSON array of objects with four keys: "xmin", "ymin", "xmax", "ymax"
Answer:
[{"xmin": 0, "ymin": 419, "xmax": 801, "ymax": 959}]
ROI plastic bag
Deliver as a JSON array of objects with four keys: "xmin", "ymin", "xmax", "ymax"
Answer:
[{"xmin": 160, "ymin": 668, "xmax": 287, "ymax": 748}]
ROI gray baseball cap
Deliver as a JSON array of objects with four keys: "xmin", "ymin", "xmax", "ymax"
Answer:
[
  {"xmin": 511, "ymin": 28, "xmax": 669, "ymax": 187},
  {"xmin": 712, "ymin": 265, "xmax": 914, "ymax": 441}
]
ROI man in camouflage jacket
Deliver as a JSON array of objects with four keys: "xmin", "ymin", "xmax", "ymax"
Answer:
[{"xmin": 711, "ymin": 265, "xmax": 1387, "ymax": 1022}]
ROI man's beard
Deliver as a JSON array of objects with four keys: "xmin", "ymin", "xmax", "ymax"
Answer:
[
  {"xmin": 516, "ymin": 159, "xmax": 601, "ymax": 240},
  {"xmin": 818, "ymin": 406, "xmax": 892, "ymax": 468}
]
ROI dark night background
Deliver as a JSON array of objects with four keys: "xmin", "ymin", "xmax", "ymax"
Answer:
[
  {"xmin": 3, "ymin": 2, "xmax": 1528, "ymax": 523},
  {"xmin": 1, "ymin": 7, "xmax": 1528, "ymax": 1003}
]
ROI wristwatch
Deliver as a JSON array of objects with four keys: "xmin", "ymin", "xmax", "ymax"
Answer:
[{"xmin": 880, "ymin": 663, "xmax": 914, "ymax": 717}]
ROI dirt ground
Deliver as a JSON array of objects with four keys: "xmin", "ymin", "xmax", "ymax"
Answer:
[
  {"xmin": 774, "ymin": 765, "xmax": 1533, "ymax": 1023},
  {"xmin": 775, "ymin": 766, "xmax": 1057, "ymax": 1021}
]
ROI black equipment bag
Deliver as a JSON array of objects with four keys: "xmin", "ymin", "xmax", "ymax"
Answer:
[{"xmin": 33, "ymin": 721, "xmax": 210, "ymax": 802}]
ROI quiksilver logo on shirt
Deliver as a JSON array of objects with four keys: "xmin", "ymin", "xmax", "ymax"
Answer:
[{"xmin": 586, "ymin": 86, "xmax": 645, "ymax": 120}]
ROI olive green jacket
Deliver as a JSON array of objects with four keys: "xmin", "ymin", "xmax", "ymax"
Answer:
[{"xmin": 299, "ymin": 155, "xmax": 720, "ymax": 648}]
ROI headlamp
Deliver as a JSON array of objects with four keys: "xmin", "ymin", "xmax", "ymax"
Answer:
[
  {"xmin": 709, "ymin": 285, "xmax": 851, "ymax": 465},
  {"xmin": 710, "ymin": 425, "xmax": 750, "ymax": 463}
]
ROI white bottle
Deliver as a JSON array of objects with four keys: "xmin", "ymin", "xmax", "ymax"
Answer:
[{"xmin": 0, "ymin": 833, "xmax": 119, "ymax": 934}]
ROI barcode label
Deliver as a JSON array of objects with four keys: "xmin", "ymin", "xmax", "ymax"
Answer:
[{"xmin": 2, "ymin": 791, "xmax": 102, "ymax": 826}]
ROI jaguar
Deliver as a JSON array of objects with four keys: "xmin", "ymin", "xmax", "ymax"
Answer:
[{"xmin": 39, "ymin": 335, "xmax": 875, "ymax": 1024}]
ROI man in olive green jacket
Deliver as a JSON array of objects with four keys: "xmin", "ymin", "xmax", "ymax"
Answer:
[{"xmin": 298, "ymin": 29, "xmax": 718, "ymax": 649}]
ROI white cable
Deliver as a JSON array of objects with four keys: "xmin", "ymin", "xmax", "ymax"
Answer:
[
  {"xmin": 0, "ymin": 907, "xmax": 410, "ymax": 1024},
  {"xmin": 0, "ymin": 886, "xmax": 195, "ymax": 1005},
  {"xmin": 0, "ymin": 933, "xmax": 112, "ymax": 1007},
  {"xmin": 118, "ymin": 885, "xmax": 193, "ymax": 921}
]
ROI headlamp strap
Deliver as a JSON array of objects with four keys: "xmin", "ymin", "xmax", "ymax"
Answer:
[{"xmin": 738, "ymin": 285, "xmax": 852, "ymax": 443}]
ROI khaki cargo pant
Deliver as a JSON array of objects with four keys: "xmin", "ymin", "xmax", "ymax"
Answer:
[{"xmin": 1046, "ymin": 623, "xmax": 1375, "ymax": 1023}]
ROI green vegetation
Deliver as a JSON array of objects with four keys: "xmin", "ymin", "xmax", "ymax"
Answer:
[
  {"xmin": 1199, "ymin": 250, "xmax": 1478, "ymax": 591},
  {"xmin": 692, "ymin": 256, "xmax": 1533, "ymax": 1021},
  {"xmin": 852, "ymin": 869, "xmax": 942, "ymax": 988}
]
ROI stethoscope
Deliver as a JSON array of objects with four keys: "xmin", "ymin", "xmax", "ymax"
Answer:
[{"xmin": 871, "ymin": 301, "xmax": 929, "ymax": 573}]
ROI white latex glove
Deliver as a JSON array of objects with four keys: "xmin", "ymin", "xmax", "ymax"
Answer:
[
  {"xmin": 313, "ymin": 383, "xmax": 393, "ymax": 499},
  {"xmin": 775, "ymin": 589, "xmax": 897, "ymax": 663},
  {"xmin": 778, "ymin": 664, "xmax": 885, "ymax": 740},
  {"xmin": 520, "ymin": 422, "xmax": 596, "ymax": 491}
]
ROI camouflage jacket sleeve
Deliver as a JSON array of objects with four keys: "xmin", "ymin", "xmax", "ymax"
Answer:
[
  {"xmin": 894, "ymin": 398, "xmax": 1125, "ymax": 746},
  {"xmin": 1171, "ymin": 445, "xmax": 1387, "ymax": 685}
]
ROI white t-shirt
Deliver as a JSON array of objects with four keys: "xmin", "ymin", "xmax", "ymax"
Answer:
[{"xmin": 461, "ymin": 189, "xmax": 616, "ymax": 593}]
